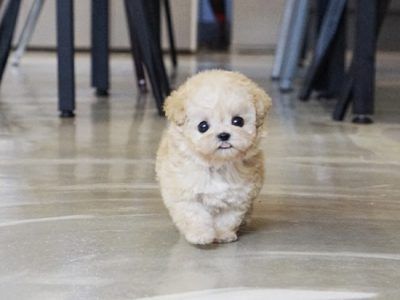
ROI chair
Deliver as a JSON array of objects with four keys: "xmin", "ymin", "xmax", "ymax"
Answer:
[
  {"xmin": 271, "ymin": 0, "xmax": 310, "ymax": 92},
  {"xmin": 0, "ymin": 0, "xmax": 177, "ymax": 117},
  {"xmin": 298, "ymin": 0, "xmax": 347, "ymax": 101},
  {"xmin": 298, "ymin": 0, "xmax": 391, "ymax": 123}
]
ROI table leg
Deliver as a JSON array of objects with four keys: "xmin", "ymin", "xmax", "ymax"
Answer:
[
  {"xmin": 91, "ymin": 0, "xmax": 109, "ymax": 96},
  {"xmin": 56, "ymin": 0, "xmax": 75, "ymax": 117}
]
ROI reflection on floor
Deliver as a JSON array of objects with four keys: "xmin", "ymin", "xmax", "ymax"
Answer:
[{"xmin": 0, "ymin": 52, "xmax": 399, "ymax": 300}]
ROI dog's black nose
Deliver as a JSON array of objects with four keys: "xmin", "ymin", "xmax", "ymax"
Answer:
[{"xmin": 217, "ymin": 132, "xmax": 231, "ymax": 141}]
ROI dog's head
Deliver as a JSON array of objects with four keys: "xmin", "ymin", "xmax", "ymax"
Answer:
[{"xmin": 164, "ymin": 70, "xmax": 271, "ymax": 162}]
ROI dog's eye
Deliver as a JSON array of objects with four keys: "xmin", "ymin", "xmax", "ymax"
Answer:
[
  {"xmin": 197, "ymin": 121, "xmax": 209, "ymax": 133},
  {"xmin": 232, "ymin": 116, "xmax": 244, "ymax": 127}
]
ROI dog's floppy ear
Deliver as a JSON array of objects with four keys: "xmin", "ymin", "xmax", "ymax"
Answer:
[
  {"xmin": 251, "ymin": 83, "xmax": 272, "ymax": 128},
  {"xmin": 164, "ymin": 88, "xmax": 186, "ymax": 126}
]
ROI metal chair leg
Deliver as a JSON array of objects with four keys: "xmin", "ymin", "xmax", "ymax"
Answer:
[
  {"xmin": 12, "ymin": 0, "xmax": 45, "ymax": 66},
  {"xmin": 125, "ymin": 0, "xmax": 170, "ymax": 115},
  {"xmin": 0, "ymin": 0, "xmax": 21, "ymax": 83},
  {"xmin": 279, "ymin": 0, "xmax": 310, "ymax": 92},
  {"xmin": 298, "ymin": 0, "xmax": 347, "ymax": 100},
  {"xmin": 163, "ymin": 0, "xmax": 177, "ymax": 68},
  {"xmin": 314, "ymin": 4, "xmax": 346, "ymax": 99},
  {"xmin": 333, "ymin": 0, "xmax": 391, "ymax": 122},
  {"xmin": 124, "ymin": 0, "xmax": 147, "ymax": 92},
  {"xmin": 332, "ymin": 72, "xmax": 353, "ymax": 121},
  {"xmin": 145, "ymin": 0, "xmax": 170, "ymax": 96},
  {"xmin": 351, "ymin": 0, "xmax": 391, "ymax": 123},
  {"xmin": 56, "ymin": 0, "xmax": 75, "ymax": 117},
  {"xmin": 271, "ymin": 0, "xmax": 296, "ymax": 80},
  {"xmin": 91, "ymin": 0, "xmax": 109, "ymax": 96},
  {"xmin": 0, "ymin": 0, "xmax": 12, "ymax": 25}
]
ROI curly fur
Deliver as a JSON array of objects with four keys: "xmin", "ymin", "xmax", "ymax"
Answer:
[{"xmin": 156, "ymin": 70, "xmax": 271, "ymax": 245}]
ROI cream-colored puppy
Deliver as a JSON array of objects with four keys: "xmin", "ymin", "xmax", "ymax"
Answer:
[{"xmin": 156, "ymin": 70, "xmax": 271, "ymax": 245}]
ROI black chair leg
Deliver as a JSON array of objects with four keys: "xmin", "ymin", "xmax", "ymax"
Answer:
[
  {"xmin": 298, "ymin": 0, "xmax": 347, "ymax": 101},
  {"xmin": 352, "ymin": 0, "xmax": 391, "ymax": 123},
  {"xmin": 145, "ymin": 60, "xmax": 165, "ymax": 115},
  {"xmin": 332, "ymin": 72, "xmax": 354, "ymax": 121},
  {"xmin": 333, "ymin": 0, "xmax": 391, "ymax": 122},
  {"xmin": 125, "ymin": 0, "xmax": 170, "ymax": 115},
  {"xmin": 315, "ymin": 0, "xmax": 330, "ymax": 34},
  {"xmin": 144, "ymin": 0, "xmax": 170, "ymax": 95},
  {"xmin": 163, "ymin": 0, "xmax": 177, "ymax": 68},
  {"xmin": 144, "ymin": 0, "xmax": 170, "ymax": 93},
  {"xmin": 56, "ymin": 0, "xmax": 75, "ymax": 117},
  {"xmin": 146, "ymin": 0, "xmax": 161, "ymax": 46},
  {"xmin": 315, "ymin": 4, "xmax": 346, "ymax": 99},
  {"xmin": 124, "ymin": 0, "xmax": 147, "ymax": 92},
  {"xmin": 0, "ymin": 0, "xmax": 22, "ymax": 83},
  {"xmin": 91, "ymin": 0, "xmax": 109, "ymax": 96},
  {"xmin": 351, "ymin": 0, "xmax": 377, "ymax": 124}
]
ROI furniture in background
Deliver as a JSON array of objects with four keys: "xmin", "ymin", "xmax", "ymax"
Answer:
[
  {"xmin": 11, "ymin": 0, "xmax": 44, "ymax": 66},
  {"xmin": 0, "ymin": 0, "xmax": 177, "ymax": 117},
  {"xmin": 0, "ymin": 0, "xmax": 21, "ymax": 93},
  {"xmin": 272, "ymin": 0, "xmax": 391, "ymax": 123},
  {"xmin": 271, "ymin": 0, "xmax": 310, "ymax": 92},
  {"xmin": 299, "ymin": 0, "xmax": 347, "ymax": 101},
  {"xmin": 331, "ymin": 0, "xmax": 390, "ymax": 123}
]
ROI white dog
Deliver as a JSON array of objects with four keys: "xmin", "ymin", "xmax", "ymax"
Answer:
[{"xmin": 156, "ymin": 70, "xmax": 271, "ymax": 245}]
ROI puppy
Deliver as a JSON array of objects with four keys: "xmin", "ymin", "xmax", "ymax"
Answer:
[{"xmin": 156, "ymin": 70, "xmax": 271, "ymax": 245}]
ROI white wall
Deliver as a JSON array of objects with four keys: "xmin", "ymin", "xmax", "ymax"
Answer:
[{"xmin": 231, "ymin": 0, "xmax": 284, "ymax": 52}]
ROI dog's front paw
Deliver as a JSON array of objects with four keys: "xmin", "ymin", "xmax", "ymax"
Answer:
[
  {"xmin": 215, "ymin": 231, "xmax": 238, "ymax": 243},
  {"xmin": 184, "ymin": 230, "xmax": 216, "ymax": 245}
]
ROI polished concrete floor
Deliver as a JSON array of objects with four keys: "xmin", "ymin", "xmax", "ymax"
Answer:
[{"xmin": 0, "ymin": 52, "xmax": 400, "ymax": 300}]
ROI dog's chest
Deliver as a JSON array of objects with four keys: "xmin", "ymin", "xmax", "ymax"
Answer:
[{"xmin": 191, "ymin": 164, "xmax": 252, "ymax": 209}]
